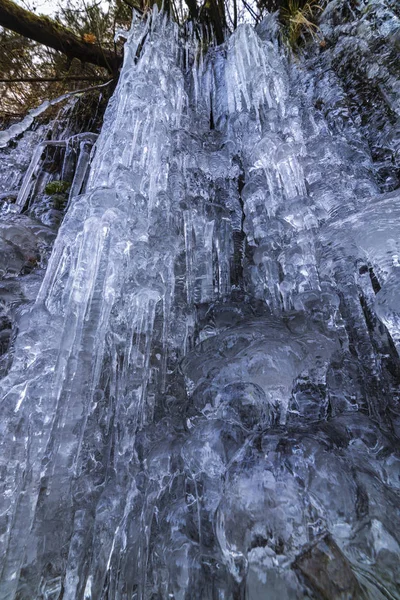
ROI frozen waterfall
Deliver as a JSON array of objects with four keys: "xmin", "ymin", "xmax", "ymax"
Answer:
[{"xmin": 1, "ymin": 2, "xmax": 400, "ymax": 598}]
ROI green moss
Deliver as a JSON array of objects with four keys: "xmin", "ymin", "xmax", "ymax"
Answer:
[
  {"xmin": 44, "ymin": 180, "xmax": 70, "ymax": 195},
  {"xmin": 52, "ymin": 193, "xmax": 68, "ymax": 210}
]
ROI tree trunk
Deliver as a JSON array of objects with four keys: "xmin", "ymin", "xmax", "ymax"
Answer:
[{"xmin": 0, "ymin": 0, "xmax": 121, "ymax": 73}]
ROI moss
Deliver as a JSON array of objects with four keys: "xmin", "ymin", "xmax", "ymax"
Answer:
[
  {"xmin": 52, "ymin": 193, "xmax": 69, "ymax": 210},
  {"xmin": 44, "ymin": 180, "xmax": 70, "ymax": 195}
]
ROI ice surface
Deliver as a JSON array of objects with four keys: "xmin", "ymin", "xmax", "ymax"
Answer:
[{"xmin": 1, "ymin": 2, "xmax": 400, "ymax": 599}]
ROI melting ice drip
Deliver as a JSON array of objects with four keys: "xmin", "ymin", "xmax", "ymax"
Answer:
[{"xmin": 1, "ymin": 3, "xmax": 400, "ymax": 599}]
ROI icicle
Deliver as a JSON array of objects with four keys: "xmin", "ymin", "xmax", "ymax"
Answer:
[
  {"xmin": 67, "ymin": 135, "xmax": 98, "ymax": 207},
  {"xmin": 0, "ymin": 82, "xmax": 111, "ymax": 149},
  {"xmin": 1, "ymin": 6, "xmax": 400, "ymax": 599},
  {"xmin": 15, "ymin": 140, "xmax": 66, "ymax": 211}
]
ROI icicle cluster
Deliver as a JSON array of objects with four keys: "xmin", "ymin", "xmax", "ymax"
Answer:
[{"xmin": 0, "ymin": 2, "xmax": 400, "ymax": 598}]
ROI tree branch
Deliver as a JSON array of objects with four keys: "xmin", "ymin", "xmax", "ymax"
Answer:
[
  {"xmin": 0, "ymin": 76, "xmax": 110, "ymax": 82},
  {"xmin": 0, "ymin": 0, "xmax": 121, "ymax": 73}
]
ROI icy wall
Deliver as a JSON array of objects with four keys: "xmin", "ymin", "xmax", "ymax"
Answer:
[{"xmin": 0, "ymin": 1, "xmax": 400, "ymax": 598}]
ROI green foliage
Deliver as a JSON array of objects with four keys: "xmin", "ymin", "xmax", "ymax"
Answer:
[
  {"xmin": 55, "ymin": 0, "xmax": 134, "ymax": 52},
  {"xmin": 44, "ymin": 180, "xmax": 70, "ymax": 195}
]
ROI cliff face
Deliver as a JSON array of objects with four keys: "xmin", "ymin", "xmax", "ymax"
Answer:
[{"xmin": 0, "ymin": 2, "xmax": 399, "ymax": 598}]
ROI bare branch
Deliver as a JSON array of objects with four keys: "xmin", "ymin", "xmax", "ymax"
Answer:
[
  {"xmin": 0, "ymin": 76, "xmax": 110, "ymax": 83},
  {"xmin": 0, "ymin": 0, "xmax": 121, "ymax": 72}
]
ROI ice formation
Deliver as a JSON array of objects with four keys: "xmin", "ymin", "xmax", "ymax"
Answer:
[{"xmin": 0, "ymin": 1, "xmax": 400, "ymax": 598}]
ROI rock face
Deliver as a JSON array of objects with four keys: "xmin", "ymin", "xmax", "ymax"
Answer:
[{"xmin": 0, "ymin": 2, "xmax": 400, "ymax": 598}]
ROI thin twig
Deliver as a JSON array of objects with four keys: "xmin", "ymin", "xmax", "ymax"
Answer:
[{"xmin": 0, "ymin": 76, "xmax": 111, "ymax": 83}]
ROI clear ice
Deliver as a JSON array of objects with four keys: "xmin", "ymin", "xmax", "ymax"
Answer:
[{"xmin": 0, "ymin": 1, "xmax": 400, "ymax": 598}]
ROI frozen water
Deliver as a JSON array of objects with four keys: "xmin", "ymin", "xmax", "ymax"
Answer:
[{"xmin": 0, "ymin": 2, "xmax": 400, "ymax": 599}]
